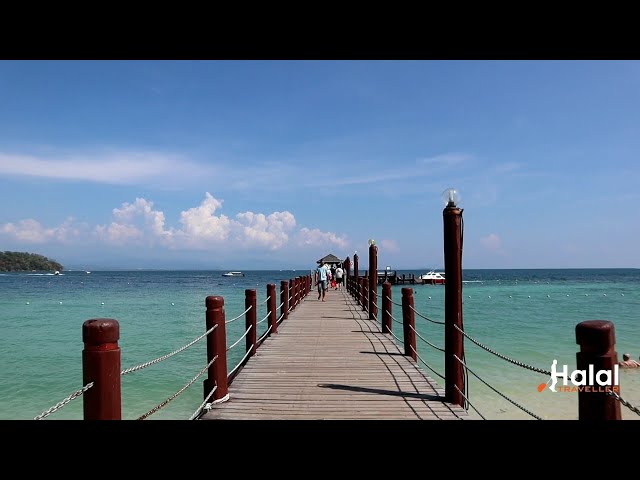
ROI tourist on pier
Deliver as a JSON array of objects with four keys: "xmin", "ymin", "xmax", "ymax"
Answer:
[
  {"xmin": 335, "ymin": 266, "xmax": 344, "ymax": 290},
  {"xmin": 315, "ymin": 263, "xmax": 328, "ymax": 301},
  {"xmin": 619, "ymin": 353, "xmax": 640, "ymax": 368}
]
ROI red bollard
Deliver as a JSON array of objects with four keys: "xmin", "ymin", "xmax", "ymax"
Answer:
[
  {"xmin": 575, "ymin": 320, "xmax": 621, "ymax": 420},
  {"xmin": 203, "ymin": 296, "xmax": 228, "ymax": 403},
  {"xmin": 267, "ymin": 283, "xmax": 277, "ymax": 334},
  {"xmin": 281, "ymin": 281, "xmax": 289, "ymax": 321},
  {"xmin": 245, "ymin": 289, "xmax": 257, "ymax": 357},
  {"xmin": 82, "ymin": 318, "xmax": 121, "ymax": 420},
  {"xmin": 444, "ymin": 201, "xmax": 465, "ymax": 407},
  {"xmin": 369, "ymin": 243, "xmax": 378, "ymax": 321},
  {"xmin": 401, "ymin": 288, "xmax": 416, "ymax": 360},
  {"xmin": 382, "ymin": 282, "xmax": 392, "ymax": 334}
]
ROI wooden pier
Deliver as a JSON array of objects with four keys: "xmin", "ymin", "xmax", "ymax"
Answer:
[{"xmin": 200, "ymin": 288, "xmax": 468, "ymax": 420}]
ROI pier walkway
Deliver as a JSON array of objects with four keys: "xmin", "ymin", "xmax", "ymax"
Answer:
[{"xmin": 201, "ymin": 288, "xmax": 468, "ymax": 420}]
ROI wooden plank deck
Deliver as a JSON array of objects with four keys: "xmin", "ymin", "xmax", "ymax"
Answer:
[{"xmin": 200, "ymin": 287, "xmax": 468, "ymax": 420}]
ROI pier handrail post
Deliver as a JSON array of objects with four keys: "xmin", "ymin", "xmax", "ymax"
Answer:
[
  {"xmin": 281, "ymin": 281, "xmax": 289, "ymax": 321},
  {"xmin": 575, "ymin": 320, "xmax": 621, "ymax": 420},
  {"xmin": 204, "ymin": 296, "xmax": 228, "ymax": 403},
  {"xmin": 401, "ymin": 288, "xmax": 416, "ymax": 360},
  {"xmin": 353, "ymin": 253, "xmax": 360, "ymax": 296},
  {"xmin": 443, "ymin": 195, "xmax": 465, "ymax": 407},
  {"xmin": 369, "ymin": 242, "xmax": 378, "ymax": 321},
  {"xmin": 245, "ymin": 289, "xmax": 257, "ymax": 356},
  {"xmin": 382, "ymin": 282, "xmax": 392, "ymax": 334},
  {"xmin": 267, "ymin": 283, "xmax": 277, "ymax": 334},
  {"xmin": 82, "ymin": 318, "xmax": 121, "ymax": 420}
]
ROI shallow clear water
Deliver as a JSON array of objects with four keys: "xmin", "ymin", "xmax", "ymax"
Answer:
[{"xmin": 1, "ymin": 268, "xmax": 638, "ymax": 420}]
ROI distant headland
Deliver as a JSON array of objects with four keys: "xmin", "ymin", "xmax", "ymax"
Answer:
[{"xmin": 0, "ymin": 251, "xmax": 64, "ymax": 272}]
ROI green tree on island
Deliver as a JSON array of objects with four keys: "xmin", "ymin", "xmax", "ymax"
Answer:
[{"xmin": 0, "ymin": 251, "xmax": 64, "ymax": 272}]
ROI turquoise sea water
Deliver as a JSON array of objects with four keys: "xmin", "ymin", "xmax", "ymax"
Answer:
[{"xmin": 1, "ymin": 268, "xmax": 639, "ymax": 420}]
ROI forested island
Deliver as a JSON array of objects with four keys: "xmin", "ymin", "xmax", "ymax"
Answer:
[{"xmin": 0, "ymin": 251, "xmax": 64, "ymax": 272}]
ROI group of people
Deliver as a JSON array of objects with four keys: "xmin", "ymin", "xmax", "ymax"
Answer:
[
  {"xmin": 619, "ymin": 353, "xmax": 640, "ymax": 368},
  {"xmin": 314, "ymin": 263, "xmax": 344, "ymax": 301}
]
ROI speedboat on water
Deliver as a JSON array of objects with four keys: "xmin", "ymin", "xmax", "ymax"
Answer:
[
  {"xmin": 419, "ymin": 270, "xmax": 445, "ymax": 285},
  {"xmin": 223, "ymin": 271, "xmax": 244, "ymax": 277}
]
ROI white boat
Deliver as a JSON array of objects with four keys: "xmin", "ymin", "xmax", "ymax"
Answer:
[
  {"xmin": 54, "ymin": 271, "xmax": 60, "ymax": 275},
  {"xmin": 222, "ymin": 271, "xmax": 244, "ymax": 277},
  {"xmin": 419, "ymin": 270, "xmax": 445, "ymax": 285}
]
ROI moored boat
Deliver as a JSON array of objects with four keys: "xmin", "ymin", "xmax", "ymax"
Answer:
[
  {"xmin": 222, "ymin": 271, "xmax": 244, "ymax": 277},
  {"xmin": 418, "ymin": 270, "xmax": 445, "ymax": 285}
]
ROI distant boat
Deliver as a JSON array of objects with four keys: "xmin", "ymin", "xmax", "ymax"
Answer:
[
  {"xmin": 223, "ymin": 271, "xmax": 244, "ymax": 277},
  {"xmin": 54, "ymin": 271, "xmax": 60, "ymax": 275},
  {"xmin": 86, "ymin": 271, "xmax": 91, "ymax": 274},
  {"xmin": 418, "ymin": 270, "xmax": 445, "ymax": 285}
]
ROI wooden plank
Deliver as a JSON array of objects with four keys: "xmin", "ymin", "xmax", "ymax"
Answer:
[{"xmin": 200, "ymin": 290, "xmax": 468, "ymax": 420}]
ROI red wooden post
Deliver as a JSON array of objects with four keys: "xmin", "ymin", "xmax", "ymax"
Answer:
[
  {"xmin": 575, "ymin": 320, "xmax": 621, "ymax": 420},
  {"xmin": 281, "ymin": 281, "xmax": 289, "ymax": 321},
  {"xmin": 369, "ymin": 243, "xmax": 378, "ymax": 321},
  {"xmin": 204, "ymin": 296, "xmax": 228, "ymax": 403},
  {"xmin": 354, "ymin": 253, "xmax": 359, "ymax": 294},
  {"xmin": 289, "ymin": 278, "xmax": 294, "ymax": 310},
  {"xmin": 444, "ymin": 198, "xmax": 465, "ymax": 407},
  {"xmin": 402, "ymin": 288, "xmax": 416, "ymax": 360},
  {"xmin": 382, "ymin": 282, "xmax": 392, "ymax": 334},
  {"xmin": 82, "ymin": 318, "xmax": 121, "ymax": 420},
  {"xmin": 267, "ymin": 283, "xmax": 277, "ymax": 334},
  {"xmin": 245, "ymin": 289, "xmax": 257, "ymax": 357}
]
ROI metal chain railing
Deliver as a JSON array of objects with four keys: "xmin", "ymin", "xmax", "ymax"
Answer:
[
  {"xmin": 189, "ymin": 385, "xmax": 218, "ymax": 420},
  {"xmin": 257, "ymin": 311, "xmax": 270, "ymax": 324},
  {"xmin": 228, "ymin": 345, "xmax": 254, "ymax": 379},
  {"xmin": 409, "ymin": 305, "xmax": 446, "ymax": 325},
  {"xmin": 409, "ymin": 324, "xmax": 445, "ymax": 352},
  {"xmin": 409, "ymin": 345, "xmax": 446, "ymax": 380},
  {"xmin": 454, "ymin": 384, "xmax": 486, "ymax": 420},
  {"xmin": 226, "ymin": 305, "xmax": 252, "ymax": 324},
  {"xmin": 33, "ymin": 382, "xmax": 94, "ymax": 420},
  {"xmin": 454, "ymin": 354, "xmax": 543, "ymax": 420},
  {"xmin": 227, "ymin": 325, "xmax": 253, "ymax": 352},
  {"xmin": 608, "ymin": 390, "xmax": 640, "ymax": 417},
  {"xmin": 257, "ymin": 324, "xmax": 272, "ymax": 344},
  {"xmin": 121, "ymin": 324, "xmax": 218, "ymax": 376},
  {"xmin": 453, "ymin": 325, "xmax": 551, "ymax": 376},
  {"xmin": 137, "ymin": 355, "xmax": 217, "ymax": 420},
  {"xmin": 386, "ymin": 296, "xmax": 402, "ymax": 307}
]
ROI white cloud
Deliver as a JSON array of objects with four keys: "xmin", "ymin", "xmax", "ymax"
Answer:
[
  {"xmin": 0, "ymin": 151, "xmax": 212, "ymax": 186},
  {"xmin": 297, "ymin": 227, "xmax": 348, "ymax": 249},
  {"xmin": 417, "ymin": 153, "xmax": 473, "ymax": 167},
  {"xmin": 0, "ymin": 193, "xmax": 348, "ymax": 255},
  {"xmin": 479, "ymin": 233, "xmax": 502, "ymax": 251},
  {"xmin": 380, "ymin": 239, "xmax": 400, "ymax": 253},
  {"xmin": 0, "ymin": 217, "xmax": 87, "ymax": 244}
]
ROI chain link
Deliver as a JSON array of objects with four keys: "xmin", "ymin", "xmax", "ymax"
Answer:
[
  {"xmin": 137, "ymin": 355, "xmax": 217, "ymax": 420},
  {"xmin": 33, "ymin": 382, "xmax": 94, "ymax": 420},
  {"xmin": 409, "ymin": 324, "xmax": 445, "ymax": 352},
  {"xmin": 226, "ymin": 305, "xmax": 252, "ymax": 324},
  {"xmin": 454, "ymin": 354, "xmax": 543, "ymax": 420},
  {"xmin": 454, "ymin": 384, "xmax": 486, "ymax": 420},
  {"xmin": 454, "ymin": 325, "xmax": 551, "ymax": 376},
  {"xmin": 409, "ymin": 304, "xmax": 446, "ymax": 325},
  {"xmin": 121, "ymin": 324, "xmax": 217, "ymax": 376},
  {"xmin": 409, "ymin": 345, "xmax": 446, "ymax": 380},
  {"xmin": 607, "ymin": 390, "xmax": 640, "ymax": 416}
]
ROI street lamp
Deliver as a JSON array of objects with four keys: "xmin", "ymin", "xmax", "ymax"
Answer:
[
  {"xmin": 368, "ymin": 239, "xmax": 375, "ymax": 247},
  {"xmin": 441, "ymin": 188, "xmax": 460, "ymax": 208}
]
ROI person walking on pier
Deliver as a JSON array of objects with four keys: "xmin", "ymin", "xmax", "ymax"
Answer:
[
  {"xmin": 315, "ymin": 263, "xmax": 328, "ymax": 301},
  {"xmin": 335, "ymin": 265, "xmax": 344, "ymax": 290}
]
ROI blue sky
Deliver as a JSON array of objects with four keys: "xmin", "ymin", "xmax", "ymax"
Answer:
[{"xmin": 1, "ymin": 60, "xmax": 638, "ymax": 270}]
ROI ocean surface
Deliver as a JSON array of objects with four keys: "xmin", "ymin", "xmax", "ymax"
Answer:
[{"xmin": 1, "ymin": 268, "xmax": 639, "ymax": 420}]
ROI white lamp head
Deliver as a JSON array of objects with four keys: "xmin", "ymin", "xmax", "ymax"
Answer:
[
  {"xmin": 368, "ymin": 239, "xmax": 376, "ymax": 247},
  {"xmin": 441, "ymin": 188, "xmax": 460, "ymax": 208}
]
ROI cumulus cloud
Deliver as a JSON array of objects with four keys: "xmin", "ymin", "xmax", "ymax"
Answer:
[
  {"xmin": 297, "ymin": 227, "xmax": 348, "ymax": 249},
  {"xmin": 0, "ymin": 192, "xmax": 345, "ymax": 256},
  {"xmin": 0, "ymin": 217, "xmax": 88, "ymax": 244},
  {"xmin": 479, "ymin": 233, "xmax": 502, "ymax": 251}
]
